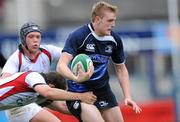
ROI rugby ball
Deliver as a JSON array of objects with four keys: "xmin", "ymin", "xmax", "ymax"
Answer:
[{"xmin": 71, "ymin": 54, "xmax": 92, "ymax": 76}]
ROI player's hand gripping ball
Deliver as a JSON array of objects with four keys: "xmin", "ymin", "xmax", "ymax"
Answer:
[{"xmin": 71, "ymin": 54, "xmax": 92, "ymax": 76}]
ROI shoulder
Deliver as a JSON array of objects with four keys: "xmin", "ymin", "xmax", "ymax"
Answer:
[
  {"xmin": 1, "ymin": 50, "xmax": 19, "ymax": 71},
  {"xmin": 4, "ymin": 50, "xmax": 19, "ymax": 67},
  {"xmin": 71, "ymin": 24, "xmax": 91, "ymax": 39},
  {"xmin": 26, "ymin": 72, "xmax": 46, "ymax": 87},
  {"xmin": 26, "ymin": 72, "xmax": 43, "ymax": 79},
  {"xmin": 111, "ymin": 31, "xmax": 122, "ymax": 41},
  {"xmin": 40, "ymin": 45, "xmax": 62, "ymax": 52},
  {"xmin": 7, "ymin": 50, "xmax": 19, "ymax": 59},
  {"xmin": 111, "ymin": 31, "xmax": 124, "ymax": 46}
]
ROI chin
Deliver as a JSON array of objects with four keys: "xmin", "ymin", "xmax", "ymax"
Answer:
[
  {"xmin": 106, "ymin": 33, "xmax": 111, "ymax": 36},
  {"xmin": 106, "ymin": 31, "xmax": 111, "ymax": 35},
  {"xmin": 31, "ymin": 49, "xmax": 38, "ymax": 53}
]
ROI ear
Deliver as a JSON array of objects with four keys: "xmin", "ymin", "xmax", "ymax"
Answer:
[{"xmin": 95, "ymin": 16, "xmax": 101, "ymax": 23}]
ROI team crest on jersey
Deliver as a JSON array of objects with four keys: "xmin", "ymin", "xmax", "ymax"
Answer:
[
  {"xmin": 105, "ymin": 45, "xmax": 113, "ymax": 53},
  {"xmin": 85, "ymin": 44, "xmax": 95, "ymax": 52},
  {"xmin": 16, "ymin": 98, "xmax": 23, "ymax": 106}
]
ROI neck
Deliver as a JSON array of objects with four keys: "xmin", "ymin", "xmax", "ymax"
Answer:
[
  {"xmin": 92, "ymin": 22, "xmax": 103, "ymax": 36},
  {"xmin": 22, "ymin": 45, "xmax": 40, "ymax": 60}
]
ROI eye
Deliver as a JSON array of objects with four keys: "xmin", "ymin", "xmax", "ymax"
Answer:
[
  {"xmin": 36, "ymin": 35, "xmax": 41, "ymax": 39},
  {"xmin": 27, "ymin": 35, "xmax": 33, "ymax": 38},
  {"xmin": 108, "ymin": 19, "xmax": 114, "ymax": 22}
]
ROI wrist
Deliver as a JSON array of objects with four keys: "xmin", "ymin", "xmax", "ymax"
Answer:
[
  {"xmin": 72, "ymin": 75, "xmax": 77, "ymax": 81},
  {"xmin": 124, "ymin": 96, "xmax": 131, "ymax": 100},
  {"xmin": 76, "ymin": 93, "xmax": 81, "ymax": 100}
]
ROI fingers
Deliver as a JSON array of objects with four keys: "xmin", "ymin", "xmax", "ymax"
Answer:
[
  {"xmin": 135, "ymin": 105, "xmax": 142, "ymax": 114},
  {"xmin": 88, "ymin": 92, "xmax": 97, "ymax": 104},
  {"xmin": 131, "ymin": 103, "xmax": 142, "ymax": 114},
  {"xmin": 81, "ymin": 92, "xmax": 97, "ymax": 104},
  {"xmin": 134, "ymin": 105, "xmax": 142, "ymax": 114},
  {"xmin": 124, "ymin": 98, "xmax": 142, "ymax": 114},
  {"xmin": 87, "ymin": 61, "xmax": 94, "ymax": 77},
  {"xmin": 77, "ymin": 64, "xmax": 83, "ymax": 74},
  {"xmin": 76, "ymin": 62, "xmax": 94, "ymax": 83},
  {"xmin": 89, "ymin": 91, "xmax": 97, "ymax": 101}
]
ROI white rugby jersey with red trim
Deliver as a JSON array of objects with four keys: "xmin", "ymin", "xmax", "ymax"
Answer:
[
  {"xmin": 0, "ymin": 72, "xmax": 47, "ymax": 110},
  {"xmin": 2, "ymin": 45, "xmax": 62, "ymax": 74}
]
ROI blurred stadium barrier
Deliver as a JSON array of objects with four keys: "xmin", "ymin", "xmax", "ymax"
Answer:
[
  {"xmin": 48, "ymin": 99, "xmax": 175, "ymax": 122},
  {"xmin": 0, "ymin": 99, "xmax": 175, "ymax": 122}
]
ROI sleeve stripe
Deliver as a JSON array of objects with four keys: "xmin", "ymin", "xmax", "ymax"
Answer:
[{"xmin": 33, "ymin": 83, "xmax": 47, "ymax": 88}]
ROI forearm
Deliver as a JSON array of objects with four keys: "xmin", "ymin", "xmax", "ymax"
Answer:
[
  {"xmin": 0, "ymin": 73, "xmax": 12, "ymax": 79},
  {"xmin": 56, "ymin": 62, "xmax": 76, "ymax": 81},
  {"xmin": 45, "ymin": 88, "xmax": 81, "ymax": 101},
  {"xmin": 119, "ymin": 74, "xmax": 131, "ymax": 99},
  {"xmin": 56, "ymin": 52, "xmax": 76, "ymax": 81},
  {"xmin": 115, "ymin": 64, "xmax": 132, "ymax": 99}
]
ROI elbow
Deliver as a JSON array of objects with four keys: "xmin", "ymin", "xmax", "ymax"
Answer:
[
  {"xmin": 56, "ymin": 62, "xmax": 61, "ymax": 73},
  {"xmin": 43, "ymin": 89, "xmax": 55, "ymax": 100},
  {"xmin": 56, "ymin": 61, "xmax": 63, "ymax": 73}
]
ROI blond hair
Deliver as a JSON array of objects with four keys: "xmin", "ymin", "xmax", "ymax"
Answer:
[{"xmin": 91, "ymin": 1, "xmax": 117, "ymax": 22}]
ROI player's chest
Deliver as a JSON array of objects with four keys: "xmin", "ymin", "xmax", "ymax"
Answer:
[
  {"xmin": 20, "ymin": 55, "xmax": 50, "ymax": 72},
  {"xmin": 80, "ymin": 39, "xmax": 115, "ymax": 56}
]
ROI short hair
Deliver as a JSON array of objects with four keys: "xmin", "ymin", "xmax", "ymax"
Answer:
[
  {"xmin": 41, "ymin": 72, "xmax": 66, "ymax": 90},
  {"xmin": 91, "ymin": 1, "xmax": 117, "ymax": 22}
]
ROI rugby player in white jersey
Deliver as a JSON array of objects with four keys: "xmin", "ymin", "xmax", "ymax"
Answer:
[
  {"xmin": 0, "ymin": 22, "xmax": 72, "ymax": 122},
  {"xmin": 0, "ymin": 72, "xmax": 96, "ymax": 112}
]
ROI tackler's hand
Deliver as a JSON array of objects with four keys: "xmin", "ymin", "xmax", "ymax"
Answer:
[{"xmin": 79, "ymin": 91, "xmax": 97, "ymax": 104}]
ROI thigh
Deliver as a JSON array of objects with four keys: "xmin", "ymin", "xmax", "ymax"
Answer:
[
  {"xmin": 49, "ymin": 101, "xmax": 70, "ymax": 114},
  {"xmin": 66, "ymin": 100, "xmax": 82, "ymax": 120},
  {"xmin": 66, "ymin": 100, "xmax": 104, "ymax": 122},
  {"xmin": 94, "ymin": 84, "xmax": 118, "ymax": 110},
  {"xmin": 6, "ymin": 103, "xmax": 42, "ymax": 122},
  {"xmin": 101, "ymin": 106, "xmax": 124, "ymax": 122},
  {"xmin": 30, "ymin": 109, "xmax": 61, "ymax": 122},
  {"xmin": 81, "ymin": 103, "xmax": 104, "ymax": 122}
]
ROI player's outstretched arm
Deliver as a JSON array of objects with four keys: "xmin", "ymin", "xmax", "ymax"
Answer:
[
  {"xmin": 34, "ymin": 85, "xmax": 97, "ymax": 104},
  {"xmin": 115, "ymin": 63, "xmax": 142, "ymax": 113}
]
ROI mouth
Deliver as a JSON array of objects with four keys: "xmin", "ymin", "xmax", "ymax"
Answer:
[
  {"xmin": 106, "ymin": 28, "xmax": 111, "ymax": 33},
  {"xmin": 32, "ymin": 45, "xmax": 39, "ymax": 49},
  {"xmin": 108, "ymin": 28, "xmax": 112, "ymax": 31}
]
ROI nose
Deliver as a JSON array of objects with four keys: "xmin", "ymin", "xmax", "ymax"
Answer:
[
  {"xmin": 32, "ymin": 37, "xmax": 38, "ymax": 43},
  {"xmin": 112, "ymin": 21, "xmax": 115, "ymax": 28},
  {"xmin": 33, "ymin": 36, "xmax": 41, "ymax": 42}
]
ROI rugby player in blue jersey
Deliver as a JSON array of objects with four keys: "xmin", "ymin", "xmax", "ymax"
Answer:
[{"xmin": 57, "ymin": 1, "xmax": 142, "ymax": 122}]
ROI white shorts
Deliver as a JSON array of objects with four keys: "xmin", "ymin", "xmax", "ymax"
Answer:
[{"xmin": 5, "ymin": 103, "xmax": 42, "ymax": 122}]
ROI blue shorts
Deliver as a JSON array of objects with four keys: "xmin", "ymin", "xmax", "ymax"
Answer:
[{"xmin": 66, "ymin": 83, "xmax": 118, "ymax": 121}]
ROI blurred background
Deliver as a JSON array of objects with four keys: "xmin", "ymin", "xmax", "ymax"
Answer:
[{"xmin": 0, "ymin": 0, "xmax": 180, "ymax": 122}]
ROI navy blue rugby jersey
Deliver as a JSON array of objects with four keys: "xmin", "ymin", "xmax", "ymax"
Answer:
[{"xmin": 62, "ymin": 23, "xmax": 125, "ymax": 92}]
